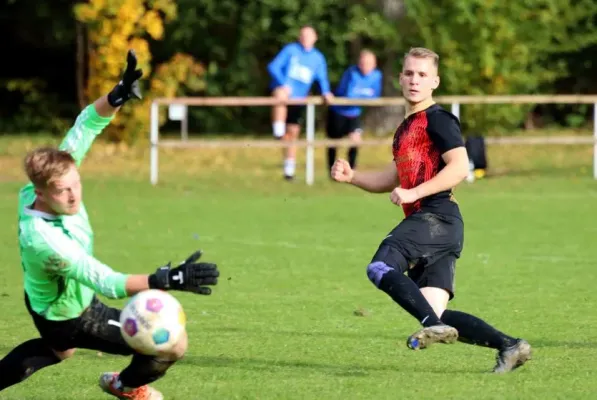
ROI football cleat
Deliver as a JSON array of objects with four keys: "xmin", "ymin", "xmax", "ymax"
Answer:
[
  {"xmin": 493, "ymin": 339, "xmax": 532, "ymax": 373},
  {"xmin": 99, "ymin": 372, "xmax": 163, "ymax": 400},
  {"xmin": 406, "ymin": 324, "xmax": 459, "ymax": 350}
]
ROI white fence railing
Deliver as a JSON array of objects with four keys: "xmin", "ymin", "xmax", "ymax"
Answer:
[{"xmin": 149, "ymin": 95, "xmax": 597, "ymax": 185}]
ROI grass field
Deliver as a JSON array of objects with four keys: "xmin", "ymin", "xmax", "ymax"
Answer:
[{"xmin": 0, "ymin": 135, "xmax": 596, "ymax": 399}]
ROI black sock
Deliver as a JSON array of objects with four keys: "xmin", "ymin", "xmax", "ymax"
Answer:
[
  {"xmin": 441, "ymin": 310, "xmax": 518, "ymax": 350},
  {"xmin": 119, "ymin": 354, "xmax": 175, "ymax": 389},
  {"xmin": 327, "ymin": 147, "xmax": 337, "ymax": 172},
  {"xmin": 378, "ymin": 270, "xmax": 443, "ymax": 327},
  {"xmin": 348, "ymin": 147, "xmax": 358, "ymax": 169},
  {"xmin": 0, "ymin": 339, "xmax": 61, "ymax": 391}
]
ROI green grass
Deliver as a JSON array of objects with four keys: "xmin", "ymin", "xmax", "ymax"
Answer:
[{"xmin": 0, "ymin": 135, "xmax": 596, "ymax": 399}]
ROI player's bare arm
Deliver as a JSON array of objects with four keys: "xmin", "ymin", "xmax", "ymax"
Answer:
[
  {"xmin": 413, "ymin": 146, "xmax": 468, "ymax": 200},
  {"xmin": 94, "ymin": 94, "xmax": 121, "ymax": 117},
  {"xmin": 331, "ymin": 159, "xmax": 398, "ymax": 193},
  {"xmin": 390, "ymin": 147, "xmax": 468, "ymax": 206}
]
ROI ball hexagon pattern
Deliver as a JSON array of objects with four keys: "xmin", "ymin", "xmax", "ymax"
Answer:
[
  {"xmin": 145, "ymin": 298, "xmax": 163, "ymax": 313},
  {"xmin": 152, "ymin": 328, "xmax": 170, "ymax": 345},
  {"xmin": 123, "ymin": 318, "xmax": 138, "ymax": 337},
  {"xmin": 119, "ymin": 290, "xmax": 187, "ymax": 356}
]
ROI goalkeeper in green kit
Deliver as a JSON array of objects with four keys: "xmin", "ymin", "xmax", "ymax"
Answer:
[{"xmin": 0, "ymin": 51, "xmax": 220, "ymax": 400}]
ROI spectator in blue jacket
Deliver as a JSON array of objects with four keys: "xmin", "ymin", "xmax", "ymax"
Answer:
[
  {"xmin": 267, "ymin": 25, "xmax": 334, "ymax": 181},
  {"xmin": 326, "ymin": 50, "xmax": 382, "ymax": 172}
]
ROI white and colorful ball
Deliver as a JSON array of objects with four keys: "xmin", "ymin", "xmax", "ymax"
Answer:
[{"xmin": 119, "ymin": 289, "xmax": 187, "ymax": 356}]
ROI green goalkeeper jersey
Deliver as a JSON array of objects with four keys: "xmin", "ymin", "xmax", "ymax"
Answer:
[{"xmin": 18, "ymin": 104, "xmax": 129, "ymax": 321}]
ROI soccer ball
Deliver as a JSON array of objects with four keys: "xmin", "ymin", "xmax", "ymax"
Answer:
[{"xmin": 119, "ymin": 289, "xmax": 187, "ymax": 356}]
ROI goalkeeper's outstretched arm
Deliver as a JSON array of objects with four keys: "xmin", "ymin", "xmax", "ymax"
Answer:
[
  {"xmin": 59, "ymin": 49, "xmax": 144, "ymax": 166},
  {"xmin": 26, "ymin": 227, "xmax": 220, "ymax": 299}
]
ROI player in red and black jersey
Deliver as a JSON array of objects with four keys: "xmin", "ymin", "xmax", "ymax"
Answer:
[
  {"xmin": 391, "ymin": 102, "xmax": 463, "ymax": 219},
  {"xmin": 331, "ymin": 47, "xmax": 531, "ymax": 373}
]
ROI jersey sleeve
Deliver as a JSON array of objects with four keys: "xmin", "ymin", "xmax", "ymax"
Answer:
[
  {"xmin": 267, "ymin": 44, "xmax": 293, "ymax": 87},
  {"xmin": 59, "ymin": 104, "xmax": 114, "ymax": 167},
  {"xmin": 334, "ymin": 68, "xmax": 351, "ymax": 97},
  {"xmin": 23, "ymin": 225, "xmax": 129, "ymax": 299},
  {"xmin": 373, "ymin": 71, "xmax": 383, "ymax": 97},
  {"xmin": 427, "ymin": 109, "xmax": 465, "ymax": 154},
  {"xmin": 315, "ymin": 54, "xmax": 331, "ymax": 94}
]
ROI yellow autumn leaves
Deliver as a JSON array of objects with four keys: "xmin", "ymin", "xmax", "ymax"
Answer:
[{"xmin": 74, "ymin": 0, "xmax": 203, "ymax": 143}]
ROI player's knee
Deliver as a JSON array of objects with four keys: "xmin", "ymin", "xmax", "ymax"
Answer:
[
  {"xmin": 348, "ymin": 131, "xmax": 362, "ymax": 143},
  {"xmin": 52, "ymin": 348, "xmax": 76, "ymax": 361},
  {"xmin": 366, "ymin": 261, "xmax": 394, "ymax": 287},
  {"xmin": 286, "ymin": 126, "xmax": 299, "ymax": 139},
  {"xmin": 160, "ymin": 331, "xmax": 187, "ymax": 361},
  {"xmin": 172, "ymin": 333, "xmax": 188, "ymax": 360},
  {"xmin": 367, "ymin": 243, "xmax": 409, "ymax": 287},
  {"xmin": 167, "ymin": 347, "xmax": 185, "ymax": 361},
  {"xmin": 370, "ymin": 244, "xmax": 408, "ymax": 273}
]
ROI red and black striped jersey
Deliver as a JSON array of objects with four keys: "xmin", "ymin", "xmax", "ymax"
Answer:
[{"xmin": 392, "ymin": 104, "xmax": 464, "ymax": 218}]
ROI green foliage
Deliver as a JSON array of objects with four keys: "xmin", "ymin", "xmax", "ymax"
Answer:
[
  {"xmin": 403, "ymin": 0, "xmax": 597, "ymax": 134},
  {"xmin": 0, "ymin": 0, "xmax": 79, "ymax": 133},
  {"xmin": 3, "ymin": 0, "xmax": 597, "ymax": 136},
  {"xmin": 0, "ymin": 79, "xmax": 71, "ymax": 134},
  {"xmin": 153, "ymin": 0, "xmax": 404, "ymax": 134}
]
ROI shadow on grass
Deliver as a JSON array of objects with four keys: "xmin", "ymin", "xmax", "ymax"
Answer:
[
  {"xmin": 178, "ymin": 354, "xmax": 485, "ymax": 376},
  {"xmin": 528, "ymin": 339, "xmax": 597, "ymax": 349},
  {"xmin": 1, "ymin": 333, "xmax": 585, "ymax": 378},
  {"xmin": 0, "ymin": 343, "xmax": 489, "ymax": 377},
  {"xmin": 196, "ymin": 325, "xmax": 401, "ymax": 341}
]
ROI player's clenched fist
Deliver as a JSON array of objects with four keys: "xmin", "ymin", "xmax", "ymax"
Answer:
[
  {"xmin": 331, "ymin": 159, "xmax": 354, "ymax": 183},
  {"xmin": 390, "ymin": 187, "xmax": 419, "ymax": 205}
]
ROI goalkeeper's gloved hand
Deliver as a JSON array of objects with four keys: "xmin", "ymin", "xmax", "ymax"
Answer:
[
  {"xmin": 148, "ymin": 250, "xmax": 219, "ymax": 295},
  {"xmin": 107, "ymin": 49, "xmax": 143, "ymax": 107}
]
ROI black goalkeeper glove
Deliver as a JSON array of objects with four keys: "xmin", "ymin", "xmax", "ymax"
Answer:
[
  {"xmin": 148, "ymin": 250, "xmax": 219, "ymax": 295},
  {"xmin": 107, "ymin": 49, "xmax": 143, "ymax": 107}
]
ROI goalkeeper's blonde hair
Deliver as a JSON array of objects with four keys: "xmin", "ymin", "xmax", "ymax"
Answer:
[{"xmin": 24, "ymin": 147, "xmax": 76, "ymax": 188}]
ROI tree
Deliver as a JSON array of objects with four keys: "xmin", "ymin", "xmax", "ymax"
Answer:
[
  {"xmin": 403, "ymin": 0, "xmax": 597, "ymax": 134},
  {"xmin": 74, "ymin": 0, "xmax": 206, "ymax": 143}
]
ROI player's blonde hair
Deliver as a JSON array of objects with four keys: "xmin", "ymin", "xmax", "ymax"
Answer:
[
  {"xmin": 24, "ymin": 147, "xmax": 76, "ymax": 188},
  {"xmin": 404, "ymin": 47, "xmax": 439, "ymax": 69}
]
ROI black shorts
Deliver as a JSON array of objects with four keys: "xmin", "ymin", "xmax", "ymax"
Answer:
[
  {"xmin": 286, "ymin": 105, "xmax": 305, "ymax": 125},
  {"xmin": 371, "ymin": 211, "xmax": 464, "ymax": 299},
  {"xmin": 326, "ymin": 110, "xmax": 362, "ymax": 139},
  {"xmin": 25, "ymin": 293, "xmax": 133, "ymax": 355},
  {"xmin": 268, "ymin": 88, "xmax": 305, "ymax": 125}
]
